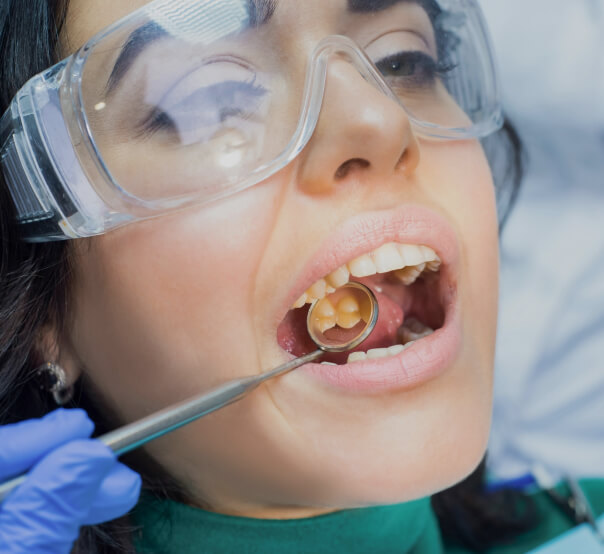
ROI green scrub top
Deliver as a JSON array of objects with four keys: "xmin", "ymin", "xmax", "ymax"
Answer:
[{"xmin": 132, "ymin": 479, "xmax": 604, "ymax": 553}]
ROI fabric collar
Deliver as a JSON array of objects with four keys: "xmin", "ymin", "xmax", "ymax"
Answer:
[{"xmin": 132, "ymin": 494, "xmax": 443, "ymax": 553}]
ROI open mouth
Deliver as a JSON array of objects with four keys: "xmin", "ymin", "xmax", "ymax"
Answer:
[{"xmin": 277, "ymin": 242, "xmax": 446, "ymax": 365}]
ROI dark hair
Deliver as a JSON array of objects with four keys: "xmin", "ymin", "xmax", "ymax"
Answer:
[{"xmin": 0, "ymin": 2, "xmax": 528, "ymax": 552}]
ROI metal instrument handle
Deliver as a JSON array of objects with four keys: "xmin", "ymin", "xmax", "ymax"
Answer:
[{"xmin": 0, "ymin": 350, "xmax": 322, "ymax": 503}]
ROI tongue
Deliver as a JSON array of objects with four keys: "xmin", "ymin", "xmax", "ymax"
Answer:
[{"xmin": 277, "ymin": 286, "xmax": 404, "ymax": 359}]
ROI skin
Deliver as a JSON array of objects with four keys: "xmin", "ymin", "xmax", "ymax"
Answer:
[{"xmin": 52, "ymin": 0, "xmax": 499, "ymax": 518}]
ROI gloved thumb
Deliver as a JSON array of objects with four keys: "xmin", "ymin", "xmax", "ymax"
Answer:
[
  {"xmin": 0, "ymin": 409, "xmax": 94, "ymax": 480},
  {"xmin": 0, "ymin": 439, "xmax": 139, "ymax": 554}
]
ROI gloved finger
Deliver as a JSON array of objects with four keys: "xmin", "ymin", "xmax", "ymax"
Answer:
[
  {"xmin": 0, "ymin": 409, "xmax": 94, "ymax": 480},
  {"xmin": 82, "ymin": 461, "xmax": 141, "ymax": 525},
  {"xmin": 0, "ymin": 440, "xmax": 114, "ymax": 553}
]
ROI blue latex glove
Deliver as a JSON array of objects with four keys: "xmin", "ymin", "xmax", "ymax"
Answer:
[{"xmin": 0, "ymin": 409, "xmax": 141, "ymax": 554}]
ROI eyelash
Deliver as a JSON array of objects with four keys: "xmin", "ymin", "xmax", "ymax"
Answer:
[
  {"xmin": 139, "ymin": 109, "xmax": 176, "ymax": 137},
  {"xmin": 135, "ymin": 39, "xmax": 457, "ymax": 140},
  {"xmin": 374, "ymin": 50, "xmax": 455, "ymax": 89},
  {"xmin": 136, "ymin": 78, "xmax": 267, "ymax": 139}
]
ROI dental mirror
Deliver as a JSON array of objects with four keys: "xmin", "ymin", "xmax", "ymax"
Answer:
[
  {"xmin": 307, "ymin": 281, "xmax": 378, "ymax": 352},
  {"xmin": 0, "ymin": 284, "xmax": 378, "ymax": 503}
]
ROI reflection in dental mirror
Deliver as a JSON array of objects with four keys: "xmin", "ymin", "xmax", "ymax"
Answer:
[{"xmin": 307, "ymin": 282, "xmax": 378, "ymax": 353}]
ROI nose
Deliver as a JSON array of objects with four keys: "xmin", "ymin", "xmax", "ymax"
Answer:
[{"xmin": 297, "ymin": 59, "xmax": 420, "ymax": 194}]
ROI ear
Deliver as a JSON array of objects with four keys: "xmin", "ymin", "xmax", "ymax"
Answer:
[{"xmin": 35, "ymin": 324, "xmax": 82, "ymax": 387}]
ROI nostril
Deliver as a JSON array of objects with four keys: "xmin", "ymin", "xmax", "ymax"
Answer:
[
  {"xmin": 334, "ymin": 158, "xmax": 370, "ymax": 180},
  {"xmin": 396, "ymin": 143, "xmax": 420, "ymax": 176}
]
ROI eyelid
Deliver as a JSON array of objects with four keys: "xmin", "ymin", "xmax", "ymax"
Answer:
[
  {"xmin": 136, "ymin": 77, "xmax": 268, "ymax": 141},
  {"xmin": 364, "ymin": 28, "xmax": 432, "ymax": 52},
  {"xmin": 158, "ymin": 56, "xmax": 260, "ymax": 110},
  {"xmin": 362, "ymin": 25, "xmax": 440, "ymax": 68}
]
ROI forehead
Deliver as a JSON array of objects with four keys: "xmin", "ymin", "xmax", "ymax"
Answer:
[
  {"xmin": 65, "ymin": 0, "xmax": 150, "ymax": 52},
  {"xmin": 63, "ymin": 0, "xmax": 430, "ymax": 54}
]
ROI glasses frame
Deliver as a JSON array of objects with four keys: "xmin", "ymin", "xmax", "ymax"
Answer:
[{"xmin": 0, "ymin": 0, "xmax": 503, "ymax": 242}]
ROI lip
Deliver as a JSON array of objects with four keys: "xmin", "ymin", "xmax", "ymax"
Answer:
[{"xmin": 276, "ymin": 204, "xmax": 461, "ymax": 393}]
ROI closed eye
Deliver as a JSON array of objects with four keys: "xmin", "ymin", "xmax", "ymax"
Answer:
[{"xmin": 137, "ymin": 79, "xmax": 268, "ymax": 141}]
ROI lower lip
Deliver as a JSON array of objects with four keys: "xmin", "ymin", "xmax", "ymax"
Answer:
[{"xmin": 300, "ymin": 302, "xmax": 461, "ymax": 394}]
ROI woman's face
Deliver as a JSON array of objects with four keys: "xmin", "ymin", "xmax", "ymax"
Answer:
[{"xmin": 60, "ymin": 0, "xmax": 498, "ymax": 517}]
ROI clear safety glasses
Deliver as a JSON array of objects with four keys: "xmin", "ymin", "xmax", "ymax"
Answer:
[{"xmin": 0, "ymin": 0, "xmax": 502, "ymax": 241}]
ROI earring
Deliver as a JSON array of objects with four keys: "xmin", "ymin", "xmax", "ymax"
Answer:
[{"xmin": 36, "ymin": 362, "xmax": 74, "ymax": 405}]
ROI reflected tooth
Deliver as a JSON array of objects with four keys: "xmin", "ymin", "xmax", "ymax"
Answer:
[
  {"xmin": 315, "ymin": 298, "xmax": 336, "ymax": 318},
  {"xmin": 398, "ymin": 244, "xmax": 424, "ymax": 266},
  {"xmin": 372, "ymin": 243, "xmax": 404, "ymax": 273},
  {"xmin": 336, "ymin": 311, "xmax": 361, "ymax": 329},
  {"xmin": 367, "ymin": 347, "xmax": 389, "ymax": 359},
  {"xmin": 292, "ymin": 293, "xmax": 308, "ymax": 309},
  {"xmin": 313, "ymin": 297, "xmax": 337, "ymax": 333},
  {"xmin": 320, "ymin": 361, "xmax": 337, "ymax": 366},
  {"xmin": 337, "ymin": 296, "xmax": 360, "ymax": 313},
  {"xmin": 347, "ymin": 351, "xmax": 367, "ymax": 363},
  {"xmin": 348, "ymin": 254, "xmax": 376, "ymax": 277},
  {"xmin": 318, "ymin": 319, "xmax": 336, "ymax": 333},
  {"xmin": 307, "ymin": 278, "xmax": 327, "ymax": 300},
  {"xmin": 359, "ymin": 295, "xmax": 373, "ymax": 323},
  {"xmin": 326, "ymin": 265, "xmax": 350, "ymax": 288},
  {"xmin": 336, "ymin": 295, "xmax": 361, "ymax": 329}
]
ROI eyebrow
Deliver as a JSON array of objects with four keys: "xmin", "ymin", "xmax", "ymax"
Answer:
[
  {"xmin": 106, "ymin": 0, "xmax": 431, "ymax": 94},
  {"xmin": 247, "ymin": 0, "xmax": 277, "ymax": 26},
  {"xmin": 106, "ymin": 0, "xmax": 277, "ymax": 94},
  {"xmin": 106, "ymin": 22, "xmax": 168, "ymax": 93},
  {"xmin": 348, "ymin": 0, "xmax": 438, "ymax": 18}
]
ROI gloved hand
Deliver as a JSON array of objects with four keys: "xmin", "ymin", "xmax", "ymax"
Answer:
[{"xmin": 0, "ymin": 408, "xmax": 141, "ymax": 554}]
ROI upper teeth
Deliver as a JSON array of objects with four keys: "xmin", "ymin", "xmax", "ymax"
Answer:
[{"xmin": 293, "ymin": 243, "xmax": 440, "ymax": 308}]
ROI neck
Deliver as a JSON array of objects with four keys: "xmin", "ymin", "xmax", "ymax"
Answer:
[{"xmin": 206, "ymin": 503, "xmax": 340, "ymax": 520}]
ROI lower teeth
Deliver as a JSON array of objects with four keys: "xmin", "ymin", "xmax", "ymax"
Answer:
[
  {"xmin": 398, "ymin": 317, "xmax": 435, "ymax": 344},
  {"xmin": 318, "ymin": 318, "xmax": 435, "ymax": 365},
  {"xmin": 346, "ymin": 342, "xmax": 414, "ymax": 363}
]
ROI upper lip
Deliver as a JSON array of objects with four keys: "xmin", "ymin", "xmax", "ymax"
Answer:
[{"xmin": 273, "ymin": 203, "xmax": 460, "ymax": 329}]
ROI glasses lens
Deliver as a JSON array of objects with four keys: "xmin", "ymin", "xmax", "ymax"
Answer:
[
  {"xmin": 80, "ymin": 0, "xmax": 304, "ymax": 203},
  {"xmin": 363, "ymin": 0, "xmax": 500, "ymax": 137},
  {"xmin": 76, "ymin": 0, "xmax": 499, "ymax": 205}
]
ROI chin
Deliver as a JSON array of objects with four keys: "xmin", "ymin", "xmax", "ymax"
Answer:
[
  {"xmin": 342, "ymin": 359, "xmax": 492, "ymax": 507},
  {"xmin": 329, "ymin": 436, "xmax": 490, "ymax": 508}
]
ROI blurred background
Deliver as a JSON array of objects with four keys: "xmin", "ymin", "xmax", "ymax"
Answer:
[{"xmin": 479, "ymin": 0, "xmax": 604, "ymax": 482}]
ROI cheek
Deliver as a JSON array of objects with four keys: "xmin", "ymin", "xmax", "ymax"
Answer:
[
  {"xmin": 413, "ymin": 141, "xmax": 498, "ymax": 482},
  {"xmin": 69, "ymin": 183, "xmax": 282, "ymax": 421},
  {"xmin": 447, "ymin": 143, "xmax": 498, "ymax": 468},
  {"xmin": 456, "ymin": 147, "xmax": 499, "ymax": 363},
  {"xmin": 421, "ymin": 140, "xmax": 499, "ymax": 346}
]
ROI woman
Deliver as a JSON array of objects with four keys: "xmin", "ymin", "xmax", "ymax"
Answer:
[{"xmin": 0, "ymin": 0, "xmax": 580, "ymax": 552}]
